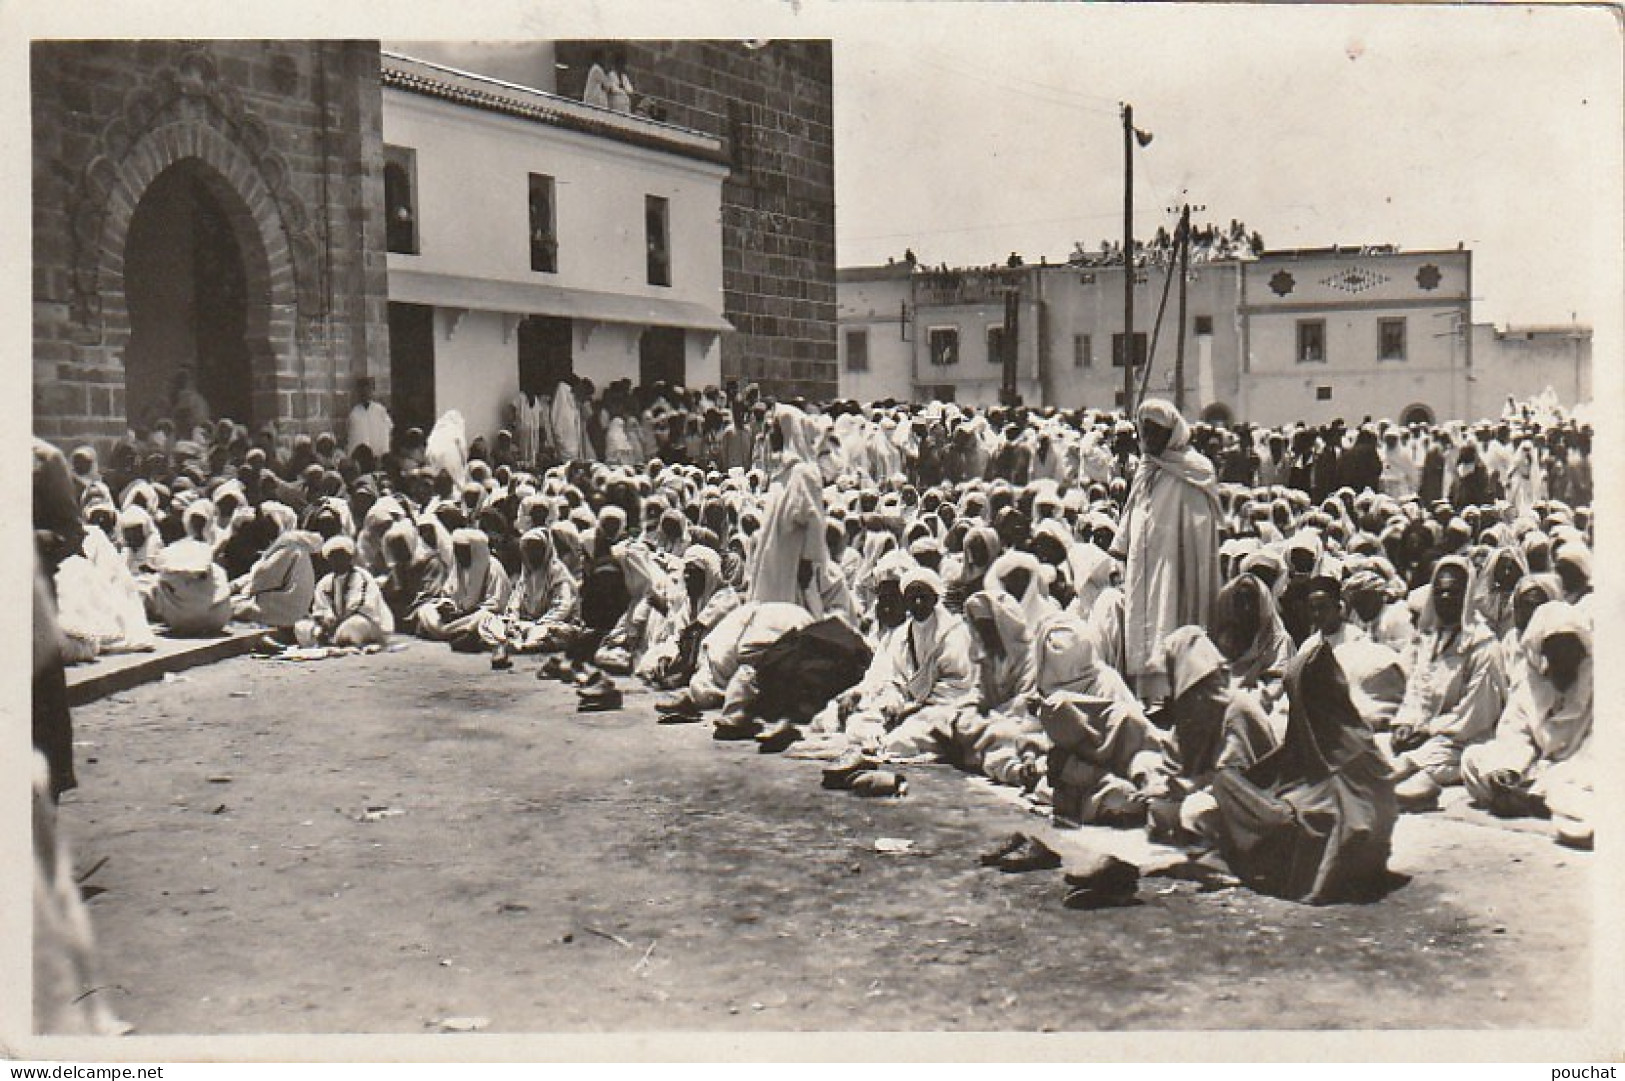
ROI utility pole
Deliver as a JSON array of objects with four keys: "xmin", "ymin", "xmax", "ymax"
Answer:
[
  {"xmin": 1122, "ymin": 104, "xmax": 1135, "ymax": 417},
  {"xmin": 1121, "ymin": 105, "xmax": 1152, "ymax": 416},
  {"xmin": 1174, "ymin": 203, "xmax": 1191, "ymax": 412}
]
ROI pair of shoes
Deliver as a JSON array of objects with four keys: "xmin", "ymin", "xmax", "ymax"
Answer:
[
  {"xmin": 536, "ymin": 655, "xmax": 570, "ymax": 681},
  {"xmin": 490, "ymin": 649, "xmax": 513, "ymax": 671},
  {"xmin": 1395, "ymin": 771, "xmax": 1442, "ymax": 813},
  {"xmin": 712, "ymin": 717, "xmax": 762, "ymax": 741},
  {"xmin": 756, "ymin": 719, "xmax": 801, "ymax": 753},
  {"xmin": 576, "ymin": 669, "xmax": 611, "ymax": 692},
  {"xmin": 849, "ymin": 770, "xmax": 907, "ymax": 798},
  {"xmin": 577, "ymin": 688, "xmax": 623, "ymax": 712},
  {"xmin": 576, "ymin": 676, "xmax": 622, "ymax": 712},
  {"xmin": 655, "ymin": 693, "xmax": 702, "ymax": 721},
  {"xmin": 822, "ymin": 750, "xmax": 880, "ymax": 791},
  {"xmin": 1062, "ymin": 853, "xmax": 1140, "ymax": 894},
  {"xmin": 978, "ymin": 832, "xmax": 1030, "ymax": 867},
  {"xmin": 994, "ymin": 835, "xmax": 1061, "ymax": 873}
]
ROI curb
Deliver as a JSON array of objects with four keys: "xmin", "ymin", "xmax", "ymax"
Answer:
[{"xmin": 66, "ymin": 628, "xmax": 274, "ymax": 708}]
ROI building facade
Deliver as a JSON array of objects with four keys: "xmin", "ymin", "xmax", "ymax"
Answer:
[
  {"xmin": 838, "ymin": 247, "xmax": 1585, "ymax": 426},
  {"xmin": 32, "ymin": 40, "xmax": 391, "ymax": 445},
  {"xmin": 554, "ymin": 41, "xmax": 839, "ymax": 402},
  {"xmin": 380, "ymin": 51, "xmax": 732, "ymax": 440},
  {"xmin": 1468, "ymin": 322, "xmax": 1592, "ymax": 419},
  {"xmin": 33, "ymin": 39, "xmax": 838, "ymax": 451},
  {"xmin": 836, "ymin": 265, "xmax": 915, "ymax": 404},
  {"xmin": 1238, "ymin": 248, "xmax": 1471, "ymax": 427}
]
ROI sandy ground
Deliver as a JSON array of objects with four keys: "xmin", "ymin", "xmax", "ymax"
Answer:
[{"xmin": 55, "ymin": 640, "xmax": 1590, "ymax": 1034}]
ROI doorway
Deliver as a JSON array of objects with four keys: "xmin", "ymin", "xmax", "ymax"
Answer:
[
  {"xmin": 388, "ymin": 303, "xmax": 437, "ymax": 436},
  {"xmin": 122, "ymin": 159, "xmax": 256, "ymax": 431},
  {"xmin": 518, "ymin": 315, "xmax": 574, "ymax": 396},
  {"xmin": 638, "ymin": 326, "xmax": 686, "ymax": 389}
]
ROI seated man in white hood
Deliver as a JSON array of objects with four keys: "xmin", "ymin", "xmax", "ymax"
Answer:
[
  {"xmin": 295, "ymin": 536, "xmax": 394, "ymax": 648},
  {"xmin": 847, "ymin": 568, "xmax": 977, "ymax": 756},
  {"xmin": 144, "ymin": 538, "xmax": 232, "ymax": 637},
  {"xmin": 1460, "ymin": 601, "xmax": 1593, "ymax": 848}
]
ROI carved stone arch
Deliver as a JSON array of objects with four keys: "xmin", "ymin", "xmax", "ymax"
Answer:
[
  {"xmin": 94, "ymin": 123, "xmax": 302, "ymax": 428},
  {"xmin": 68, "ymin": 45, "xmax": 326, "ymax": 326}
]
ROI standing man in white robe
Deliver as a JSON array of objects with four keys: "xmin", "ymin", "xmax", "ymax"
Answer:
[
  {"xmin": 346, "ymin": 376, "xmax": 394, "ymax": 458},
  {"xmin": 1110, "ymin": 398, "xmax": 1221, "ymax": 702},
  {"xmin": 747, "ymin": 404, "xmax": 829, "ymax": 606}
]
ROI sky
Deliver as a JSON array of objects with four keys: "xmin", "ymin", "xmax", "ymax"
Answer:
[
  {"xmin": 2, "ymin": 1, "xmax": 1619, "ymax": 348},
  {"xmin": 829, "ymin": 4, "xmax": 1622, "ymax": 344}
]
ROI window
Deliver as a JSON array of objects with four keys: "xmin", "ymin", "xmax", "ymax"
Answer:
[
  {"xmin": 845, "ymin": 329, "xmax": 869, "ymax": 372},
  {"xmin": 645, "ymin": 195, "xmax": 671, "ymax": 286},
  {"xmin": 384, "ymin": 146, "xmax": 419, "ymax": 255},
  {"xmin": 1316, "ymin": 385, "xmax": 1333, "ymax": 401},
  {"xmin": 529, "ymin": 173, "xmax": 557, "ymax": 274},
  {"xmin": 1111, "ymin": 331, "xmax": 1147, "ymax": 368},
  {"xmin": 1073, "ymin": 333, "xmax": 1092, "ymax": 369},
  {"xmin": 1297, "ymin": 319, "xmax": 1326, "ymax": 363},
  {"xmin": 1194, "ymin": 315, "xmax": 1214, "ymax": 336},
  {"xmin": 986, "ymin": 324, "xmax": 1007, "ymax": 365},
  {"xmin": 928, "ymin": 327, "xmax": 960, "ymax": 367},
  {"xmin": 1379, "ymin": 317, "xmax": 1406, "ymax": 361}
]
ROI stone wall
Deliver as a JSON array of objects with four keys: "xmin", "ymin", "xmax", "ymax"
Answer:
[
  {"xmin": 554, "ymin": 41, "xmax": 837, "ymax": 401},
  {"xmin": 32, "ymin": 40, "xmax": 391, "ymax": 448}
]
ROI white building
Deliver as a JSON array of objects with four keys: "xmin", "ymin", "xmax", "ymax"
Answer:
[
  {"xmin": 380, "ymin": 51, "xmax": 733, "ymax": 441},
  {"xmin": 1238, "ymin": 248, "xmax": 1471, "ymax": 427},
  {"xmin": 836, "ymin": 264, "xmax": 916, "ymax": 403},
  {"xmin": 837, "ymin": 246, "xmax": 1587, "ymax": 426}
]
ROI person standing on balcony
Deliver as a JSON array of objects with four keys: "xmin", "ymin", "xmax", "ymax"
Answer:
[
  {"xmin": 583, "ymin": 50, "xmax": 612, "ymax": 109},
  {"xmin": 607, "ymin": 50, "xmax": 635, "ymax": 114}
]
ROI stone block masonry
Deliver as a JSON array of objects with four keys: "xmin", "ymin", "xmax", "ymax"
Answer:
[
  {"xmin": 554, "ymin": 41, "xmax": 837, "ymax": 402},
  {"xmin": 32, "ymin": 40, "xmax": 392, "ymax": 451}
]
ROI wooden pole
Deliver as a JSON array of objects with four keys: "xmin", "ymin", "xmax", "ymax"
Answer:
[
  {"xmin": 1122, "ymin": 104, "xmax": 1135, "ymax": 417},
  {"xmin": 1175, "ymin": 204, "xmax": 1191, "ymax": 412}
]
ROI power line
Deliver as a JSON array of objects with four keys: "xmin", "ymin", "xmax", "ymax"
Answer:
[
  {"xmin": 909, "ymin": 53, "xmax": 1122, "ymax": 118},
  {"xmin": 844, "ymin": 208, "xmax": 1130, "ymax": 243}
]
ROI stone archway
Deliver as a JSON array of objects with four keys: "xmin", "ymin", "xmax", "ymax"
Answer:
[
  {"xmin": 95, "ymin": 124, "xmax": 300, "ymax": 433},
  {"xmin": 122, "ymin": 158, "xmax": 265, "ymax": 431},
  {"xmin": 1401, "ymin": 403, "xmax": 1436, "ymax": 428}
]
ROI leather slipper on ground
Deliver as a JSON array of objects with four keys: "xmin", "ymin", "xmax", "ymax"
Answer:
[
  {"xmin": 849, "ymin": 770, "xmax": 907, "ymax": 798},
  {"xmin": 711, "ymin": 719, "xmax": 761, "ymax": 741},
  {"xmin": 656, "ymin": 710, "xmax": 703, "ymax": 725},
  {"xmin": 1555, "ymin": 821, "xmax": 1594, "ymax": 851},
  {"xmin": 1062, "ymin": 886, "xmax": 1142, "ymax": 910},
  {"xmin": 755, "ymin": 720, "xmax": 801, "ymax": 754},
  {"xmin": 1062, "ymin": 853, "xmax": 1140, "ymax": 894},
  {"xmin": 994, "ymin": 836, "xmax": 1062, "ymax": 873},
  {"xmin": 822, "ymin": 752, "xmax": 881, "ymax": 790},
  {"xmin": 576, "ymin": 689, "xmax": 624, "ymax": 712},
  {"xmin": 978, "ymin": 832, "xmax": 1030, "ymax": 867}
]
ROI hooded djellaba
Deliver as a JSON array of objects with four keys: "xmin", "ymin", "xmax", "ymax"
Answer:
[{"xmin": 1209, "ymin": 636, "xmax": 1399, "ymax": 904}]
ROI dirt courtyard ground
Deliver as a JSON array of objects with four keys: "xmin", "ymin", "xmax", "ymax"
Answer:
[{"xmin": 55, "ymin": 640, "xmax": 1591, "ymax": 1035}]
